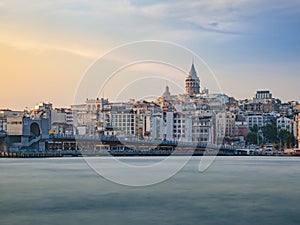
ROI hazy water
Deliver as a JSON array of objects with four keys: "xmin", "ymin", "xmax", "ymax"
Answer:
[{"xmin": 1, "ymin": 156, "xmax": 300, "ymax": 225}]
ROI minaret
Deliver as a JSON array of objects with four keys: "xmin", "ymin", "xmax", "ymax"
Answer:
[
  {"xmin": 162, "ymin": 85, "xmax": 171, "ymax": 98},
  {"xmin": 185, "ymin": 62, "xmax": 200, "ymax": 95}
]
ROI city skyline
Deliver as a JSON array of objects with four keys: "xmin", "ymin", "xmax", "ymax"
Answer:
[{"xmin": 1, "ymin": 0, "xmax": 300, "ymax": 110}]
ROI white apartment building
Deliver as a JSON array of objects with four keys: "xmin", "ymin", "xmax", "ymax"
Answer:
[
  {"xmin": 246, "ymin": 114, "xmax": 264, "ymax": 130},
  {"xmin": 150, "ymin": 113, "xmax": 164, "ymax": 140},
  {"xmin": 214, "ymin": 111, "xmax": 226, "ymax": 144},
  {"xmin": 163, "ymin": 111, "xmax": 174, "ymax": 141},
  {"xmin": 71, "ymin": 98, "xmax": 109, "ymax": 136},
  {"xmin": 277, "ymin": 116, "xmax": 292, "ymax": 133},
  {"xmin": 173, "ymin": 112, "xmax": 192, "ymax": 142},
  {"xmin": 192, "ymin": 116, "xmax": 212, "ymax": 144},
  {"xmin": 110, "ymin": 111, "xmax": 137, "ymax": 137},
  {"xmin": 50, "ymin": 109, "xmax": 73, "ymax": 135}
]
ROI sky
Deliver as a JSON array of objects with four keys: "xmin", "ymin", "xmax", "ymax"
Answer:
[{"xmin": 0, "ymin": 0, "xmax": 300, "ymax": 110}]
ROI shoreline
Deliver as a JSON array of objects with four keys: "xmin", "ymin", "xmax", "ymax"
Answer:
[{"xmin": 1, "ymin": 151, "xmax": 298, "ymax": 158}]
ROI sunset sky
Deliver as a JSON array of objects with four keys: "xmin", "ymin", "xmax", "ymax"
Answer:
[{"xmin": 1, "ymin": 0, "xmax": 300, "ymax": 110}]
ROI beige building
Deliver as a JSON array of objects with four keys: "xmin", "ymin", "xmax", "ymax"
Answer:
[
  {"xmin": 298, "ymin": 114, "xmax": 300, "ymax": 149},
  {"xmin": 6, "ymin": 112, "xmax": 24, "ymax": 135},
  {"xmin": 225, "ymin": 112, "xmax": 236, "ymax": 138},
  {"xmin": 294, "ymin": 105, "xmax": 300, "ymax": 149}
]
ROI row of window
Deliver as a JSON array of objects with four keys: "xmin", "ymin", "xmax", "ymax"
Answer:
[
  {"xmin": 112, "ymin": 114, "xmax": 135, "ymax": 118},
  {"xmin": 174, "ymin": 125, "xmax": 185, "ymax": 129},
  {"xmin": 277, "ymin": 120, "xmax": 290, "ymax": 123},
  {"xmin": 192, "ymin": 128, "xmax": 209, "ymax": 133},
  {"xmin": 174, "ymin": 134, "xmax": 185, "ymax": 138},
  {"xmin": 112, "ymin": 123, "xmax": 135, "ymax": 127},
  {"xmin": 192, "ymin": 122, "xmax": 210, "ymax": 126},
  {"xmin": 113, "ymin": 127, "xmax": 135, "ymax": 132},
  {"xmin": 6, "ymin": 121, "xmax": 22, "ymax": 125},
  {"xmin": 174, "ymin": 119, "xmax": 185, "ymax": 122},
  {"xmin": 112, "ymin": 119, "xmax": 135, "ymax": 123},
  {"xmin": 192, "ymin": 137, "xmax": 208, "ymax": 142},
  {"xmin": 173, "ymin": 130, "xmax": 185, "ymax": 134}
]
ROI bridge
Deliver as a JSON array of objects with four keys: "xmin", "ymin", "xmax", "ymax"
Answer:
[
  {"xmin": 46, "ymin": 134, "xmax": 246, "ymax": 156},
  {"xmin": 4, "ymin": 133, "xmax": 247, "ymax": 156}
]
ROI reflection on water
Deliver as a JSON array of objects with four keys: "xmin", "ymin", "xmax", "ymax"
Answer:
[{"xmin": 1, "ymin": 157, "xmax": 300, "ymax": 225}]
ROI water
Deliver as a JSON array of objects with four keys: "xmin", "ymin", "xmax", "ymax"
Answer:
[{"xmin": 1, "ymin": 156, "xmax": 300, "ymax": 225}]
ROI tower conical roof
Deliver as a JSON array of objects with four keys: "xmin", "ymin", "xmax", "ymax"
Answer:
[{"xmin": 189, "ymin": 63, "xmax": 198, "ymax": 78}]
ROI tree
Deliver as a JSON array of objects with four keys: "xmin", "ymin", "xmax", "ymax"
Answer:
[
  {"xmin": 278, "ymin": 129, "xmax": 296, "ymax": 149},
  {"xmin": 251, "ymin": 124, "xmax": 259, "ymax": 133},
  {"xmin": 247, "ymin": 125, "xmax": 264, "ymax": 145},
  {"xmin": 261, "ymin": 124, "xmax": 278, "ymax": 144},
  {"xmin": 247, "ymin": 132, "xmax": 258, "ymax": 145}
]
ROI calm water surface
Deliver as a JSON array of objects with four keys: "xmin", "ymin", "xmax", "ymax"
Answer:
[{"xmin": 1, "ymin": 156, "xmax": 300, "ymax": 225}]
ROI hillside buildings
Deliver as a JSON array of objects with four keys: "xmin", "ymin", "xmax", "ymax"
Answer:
[{"xmin": 1, "ymin": 63, "xmax": 300, "ymax": 152}]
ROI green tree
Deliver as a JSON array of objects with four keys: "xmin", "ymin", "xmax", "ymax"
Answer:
[
  {"xmin": 261, "ymin": 124, "xmax": 278, "ymax": 144},
  {"xmin": 251, "ymin": 124, "xmax": 259, "ymax": 133},
  {"xmin": 278, "ymin": 129, "xmax": 296, "ymax": 149},
  {"xmin": 247, "ymin": 132, "xmax": 258, "ymax": 145},
  {"xmin": 247, "ymin": 131, "xmax": 263, "ymax": 145}
]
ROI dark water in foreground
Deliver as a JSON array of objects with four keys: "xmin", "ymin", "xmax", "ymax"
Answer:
[{"xmin": 1, "ymin": 156, "xmax": 300, "ymax": 225}]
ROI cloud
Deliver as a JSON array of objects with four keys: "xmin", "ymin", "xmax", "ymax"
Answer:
[{"xmin": 0, "ymin": 35, "xmax": 99, "ymax": 59}]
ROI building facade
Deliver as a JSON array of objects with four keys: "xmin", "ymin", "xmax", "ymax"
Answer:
[{"xmin": 277, "ymin": 117, "xmax": 292, "ymax": 133}]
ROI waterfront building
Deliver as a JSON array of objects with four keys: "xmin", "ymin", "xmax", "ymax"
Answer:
[
  {"xmin": 0, "ymin": 110, "xmax": 24, "ymax": 151},
  {"xmin": 50, "ymin": 108, "xmax": 73, "ymax": 135},
  {"xmin": 132, "ymin": 101, "xmax": 161, "ymax": 139},
  {"xmin": 294, "ymin": 105, "xmax": 300, "ymax": 148},
  {"xmin": 71, "ymin": 98, "xmax": 109, "ymax": 136},
  {"xmin": 163, "ymin": 111, "xmax": 174, "ymax": 141},
  {"xmin": 109, "ymin": 106, "xmax": 137, "ymax": 137},
  {"xmin": 6, "ymin": 111, "xmax": 24, "ymax": 135},
  {"xmin": 0, "ymin": 110, "xmax": 9, "ymax": 132},
  {"xmin": 0, "ymin": 110, "xmax": 25, "ymax": 135},
  {"xmin": 22, "ymin": 114, "xmax": 51, "ymax": 151},
  {"xmin": 298, "ymin": 115, "xmax": 300, "ymax": 148},
  {"xmin": 71, "ymin": 103, "xmax": 87, "ymax": 135},
  {"xmin": 214, "ymin": 111, "xmax": 226, "ymax": 144},
  {"xmin": 234, "ymin": 114, "xmax": 248, "ymax": 141},
  {"xmin": 292, "ymin": 113, "xmax": 298, "ymax": 140},
  {"xmin": 192, "ymin": 115, "xmax": 212, "ymax": 143},
  {"xmin": 150, "ymin": 113, "xmax": 164, "ymax": 140},
  {"xmin": 225, "ymin": 112, "xmax": 236, "ymax": 138},
  {"xmin": 173, "ymin": 112, "xmax": 192, "ymax": 142}
]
